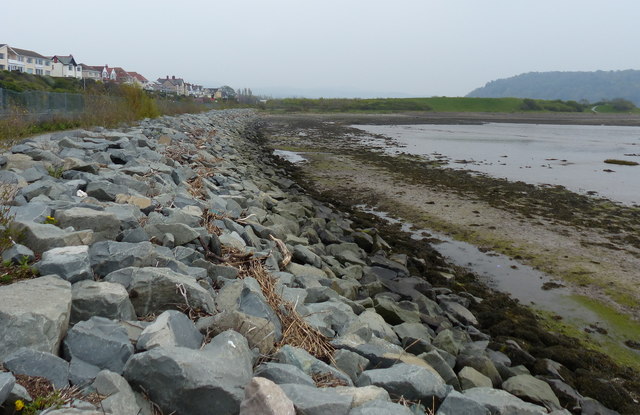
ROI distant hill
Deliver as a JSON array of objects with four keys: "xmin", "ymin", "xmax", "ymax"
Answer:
[{"xmin": 467, "ymin": 70, "xmax": 640, "ymax": 105}]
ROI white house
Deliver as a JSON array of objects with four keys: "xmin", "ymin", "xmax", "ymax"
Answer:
[{"xmin": 50, "ymin": 55, "xmax": 82, "ymax": 79}]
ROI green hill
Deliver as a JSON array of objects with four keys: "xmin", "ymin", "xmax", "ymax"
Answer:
[{"xmin": 467, "ymin": 70, "xmax": 640, "ymax": 105}]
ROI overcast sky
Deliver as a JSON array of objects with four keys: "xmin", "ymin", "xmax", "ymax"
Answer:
[{"xmin": 4, "ymin": 0, "xmax": 639, "ymax": 97}]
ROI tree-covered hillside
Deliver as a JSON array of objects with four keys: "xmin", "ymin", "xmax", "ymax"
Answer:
[{"xmin": 467, "ymin": 70, "xmax": 640, "ymax": 105}]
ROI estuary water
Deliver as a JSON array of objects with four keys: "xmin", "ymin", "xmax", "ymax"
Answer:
[{"xmin": 353, "ymin": 123, "xmax": 640, "ymax": 205}]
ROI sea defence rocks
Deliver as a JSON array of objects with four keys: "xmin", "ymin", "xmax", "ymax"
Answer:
[{"xmin": 0, "ymin": 110, "xmax": 628, "ymax": 414}]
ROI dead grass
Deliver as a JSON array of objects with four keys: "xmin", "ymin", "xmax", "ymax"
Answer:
[{"xmin": 312, "ymin": 372, "xmax": 349, "ymax": 388}]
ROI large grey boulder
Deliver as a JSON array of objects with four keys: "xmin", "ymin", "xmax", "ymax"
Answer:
[
  {"xmin": 254, "ymin": 362, "xmax": 316, "ymax": 387},
  {"xmin": 92, "ymin": 370, "xmax": 145, "ymax": 415},
  {"xmin": 348, "ymin": 400, "xmax": 414, "ymax": 415},
  {"xmin": 11, "ymin": 221, "xmax": 93, "ymax": 254},
  {"xmin": 63, "ymin": 317, "xmax": 134, "ymax": 374},
  {"xmin": 199, "ymin": 310, "xmax": 276, "ymax": 355},
  {"xmin": 374, "ymin": 296, "xmax": 421, "ymax": 325},
  {"xmin": 85, "ymin": 181, "xmax": 129, "ymax": 201},
  {"xmin": 333, "ymin": 385, "xmax": 390, "ymax": 407},
  {"xmin": 55, "ymin": 207, "xmax": 120, "ymax": 242},
  {"xmin": 333, "ymin": 349, "xmax": 370, "ymax": 384},
  {"xmin": 1, "ymin": 244, "xmax": 35, "ymax": 265},
  {"xmin": 459, "ymin": 366, "xmax": 493, "ymax": 390},
  {"xmin": 0, "ymin": 372, "xmax": 16, "ymax": 407},
  {"xmin": 440, "ymin": 300, "xmax": 479, "ymax": 326},
  {"xmin": 0, "ymin": 275, "xmax": 72, "ymax": 360},
  {"xmin": 356, "ymin": 363, "xmax": 450, "ymax": 402},
  {"xmin": 463, "ymin": 387, "xmax": 547, "ymax": 415},
  {"xmin": 436, "ymin": 390, "xmax": 490, "ymax": 415},
  {"xmin": 137, "ymin": 310, "xmax": 203, "ymax": 351},
  {"xmin": 276, "ymin": 345, "xmax": 353, "ymax": 386},
  {"xmin": 239, "ymin": 377, "xmax": 296, "ymax": 415},
  {"xmin": 89, "ymin": 241, "xmax": 157, "ymax": 277},
  {"xmin": 279, "ymin": 383, "xmax": 353, "ymax": 415},
  {"xmin": 3, "ymin": 348, "xmax": 69, "ymax": 389},
  {"xmin": 37, "ymin": 245, "xmax": 92, "ymax": 283},
  {"xmin": 104, "ymin": 267, "xmax": 215, "ymax": 316},
  {"xmin": 144, "ymin": 223, "xmax": 201, "ymax": 246},
  {"xmin": 501, "ymin": 374, "xmax": 562, "ymax": 411},
  {"xmin": 71, "ymin": 280, "xmax": 136, "ymax": 324},
  {"xmin": 124, "ymin": 342, "xmax": 250, "ymax": 415}
]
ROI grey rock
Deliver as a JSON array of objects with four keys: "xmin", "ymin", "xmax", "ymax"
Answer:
[
  {"xmin": 104, "ymin": 267, "xmax": 215, "ymax": 316},
  {"xmin": 239, "ymin": 377, "xmax": 296, "ymax": 415},
  {"xmin": 579, "ymin": 397, "xmax": 620, "ymax": 415},
  {"xmin": 37, "ymin": 245, "xmax": 92, "ymax": 283},
  {"xmin": 137, "ymin": 310, "xmax": 203, "ymax": 350},
  {"xmin": 9, "ymin": 202, "xmax": 52, "ymax": 223},
  {"xmin": 63, "ymin": 316, "xmax": 134, "ymax": 374},
  {"xmin": 333, "ymin": 348, "xmax": 370, "ymax": 384},
  {"xmin": 501, "ymin": 374, "xmax": 562, "ymax": 410},
  {"xmin": 11, "ymin": 221, "xmax": 93, "ymax": 254},
  {"xmin": 71, "ymin": 280, "xmax": 136, "ymax": 324},
  {"xmin": 349, "ymin": 400, "xmax": 414, "ymax": 415},
  {"xmin": 436, "ymin": 390, "xmax": 490, "ymax": 415},
  {"xmin": 200, "ymin": 310, "xmax": 275, "ymax": 355},
  {"xmin": 69, "ymin": 357, "xmax": 101, "ymax": 386},
  {"xmin": 1, "ymin": 244, "xmax": 35, "ymax": 265},
  {"xmin": 293, "ymin": 244, "xmax": 323, "ymax": 268},
  {"xmin": 3, "ymin": 347, "xmax": 69, "ymax": 389},
  {"xmin": 280, "ymin": 383, "xmax": 353, "ymax": 415},
  {"xmin": 254, "ymin": 362, "xmax": 316, "ymax": 387},
  {"xmin": 85, "ymin": 181, "xmax": 129, "ymax": 201},
  {"xmin": 374, "ymin": 296, "xmax": 420, "ymax": 325},
  {"xmin": 276, "ymin": 345, "xmax": 353, "ymax": 386},
  {"xmin": 433, "ymin": 328, "xmax": 472, "ymax": 357},
  {"xmin": 238, "ymin": 285, "xmax": 282, "ymax": 340},
  {"xmin": 0, "ymin": 372, "xmax": 16, "ymax": 407},
  {"xmin": 356, "ymin": 363, "xmax": 451, "ymax": 402},
  {"xmin": 92, "ymin": 370, "xmax": 143, "ymax": 415},
  {"xmin": 420, "ymin": 350, "xmax": 461, "ymax": 391},
  {"xmin": 0, "ymin": 275, "xmax": 71, "ymax": 360},
  {"xmin": 459, "ymin": 366, "xmax": 493, "ymax": 390},
  {"xmin": 89, "ymin": 241, "xmax": 157, "ymax": 277},
  {"xmin": 456, "ymin": 354, "xmax": 502, "ymax": 387},
  {"xmin": 463, "ymin": 387, "xmax": 547, "ymax": 415},
  {"xmin": 440, "ymin": 300, "xmax": 479, "ymax": 326},
  {"xmin": 56, "ymin": 208, "xmax": 120, "ymax": 242},
  {"xmin": 144, "ymin": 223, "xmax": 200, "ymax": 246},
  {"xmin": 124, "ymin": 343, "xmax": 249, "ymax": 415},
  {"xmin": 343, "ymin": 310, "xmax": 399, "ymax": 344},
  {"xmin": 333, "ymin": 385, "xmax": 390, "ymax": 407}
]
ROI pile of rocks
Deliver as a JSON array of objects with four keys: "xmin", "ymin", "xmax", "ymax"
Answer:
[{"xmin": 0, "ymin": 110, "xmax": 623, "ymax": 414}]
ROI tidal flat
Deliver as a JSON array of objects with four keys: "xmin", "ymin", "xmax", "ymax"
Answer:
[{"xmin": 263, "ymin": 112, "xmax": 640, "ymax": 370}]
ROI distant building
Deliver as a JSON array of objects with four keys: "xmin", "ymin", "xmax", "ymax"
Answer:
[
  {"xmin": 79, "ymin": 64, "xmax": 102, "ymax": 81},
  {"xmin": 0, "ymin": 44, "xmax": 53, "ymax": 75},
  {"xmin": 156, "ymin": 75, "xmax": 187, "ymax": 95},
  {"xmin": 50, "ymin": 55, "xmax": 82, "ymax": 79}
]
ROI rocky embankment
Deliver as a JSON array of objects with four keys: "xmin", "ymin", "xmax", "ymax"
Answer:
[{"xmin": 0, "ymin": 110, "xmax": 633, "ymax": 414}]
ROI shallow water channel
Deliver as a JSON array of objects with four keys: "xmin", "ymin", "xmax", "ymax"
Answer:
[{"xmin": 353, "ymin": 123, "xmax": 640, "ymax": 205}]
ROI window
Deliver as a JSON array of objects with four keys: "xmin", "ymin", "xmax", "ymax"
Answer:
[
  {"xmin": 45, "ymin": 70, "xmax": 51, "ymax": 75},
  {"xmin": 27, "ymin": 58, "xmax": 33, "ymax": 63},
  {"xmin": 68, "ymin": 65, "xmax": 73, "ymax": 71},
  {"xmin": 0, "ymin": 65, "xmax": 5, "ymax": 70},
  {"xmin": 27, "ymin": 68, "xmax": 33, "ymax": 74},
  {"xmin": 45, "ymin": 60, "xmax": 50, "ymax": 66},
  {"xmin": 36, "ymin": 69, "xmax": 43, "ymax": 75},
  {"xmin": 36, "ymin": 58, "xmax": 43, "ymax": 65},
  {"xmin": 17, "ymin": 56, "xmax": 24, "ymax": 62},
  {"xmin": 0, "ymin": 53, "xmax": 4, "ymax": 59}
]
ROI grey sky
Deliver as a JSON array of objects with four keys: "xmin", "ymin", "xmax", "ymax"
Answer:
[{"xmin": 4, "ymin": 0, "xmax": 639, "ymax": 97}]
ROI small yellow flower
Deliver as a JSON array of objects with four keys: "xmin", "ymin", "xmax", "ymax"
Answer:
[{"xmin": 15, "ymin": 400, "xmax": 24, "ymax": 411}]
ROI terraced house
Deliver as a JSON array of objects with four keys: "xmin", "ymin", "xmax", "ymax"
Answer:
[
  {"xmin": 0, "ymin": 44, "xmax": 52, "ymax": 75},
  {"xmin": 50, "ymin": 55, "xmax": 82, "ymax": 78}
]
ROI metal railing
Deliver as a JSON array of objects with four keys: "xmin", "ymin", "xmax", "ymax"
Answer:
[{"xmin": 0, "ymin": 87, "xmax": 85, "ymax": 119}]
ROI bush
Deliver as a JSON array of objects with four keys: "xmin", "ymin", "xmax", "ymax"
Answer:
[{"xmin": 610, "ymin": 98, "xmax": 636, "ymax": 111}]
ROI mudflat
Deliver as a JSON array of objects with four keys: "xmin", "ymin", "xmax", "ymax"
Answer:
[{"xmin": 263, "ymin": 111, "xmax": 640, "ymax": 369}]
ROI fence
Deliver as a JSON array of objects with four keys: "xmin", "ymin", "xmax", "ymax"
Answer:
[{"xmin": 0, "ymin": 88, "xmax": 86, "ymax": 120}]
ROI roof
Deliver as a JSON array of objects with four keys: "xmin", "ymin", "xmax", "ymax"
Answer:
[
  {"xmin": 128, "ymin": 71, "xmax": 149, "ymax": 83},
  {"xmin": 52, "ymin": 55, "xmax": 76, "ymax": 65},
  {"xmin": 11, "ymin": 47, "xmax": 49, "ymax": 59},
  {"xmin": 79, "ymin": 64, "xmax": 102, "ymax": 72}
]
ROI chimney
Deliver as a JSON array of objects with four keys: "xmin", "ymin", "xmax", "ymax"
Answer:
[
  {"xmin": 166, "ymin": 75, "xmax": 169, "ymax": 79},
  {"xmin": 172, "ymin": 75, "xmax": 175, "ymax": 80}
]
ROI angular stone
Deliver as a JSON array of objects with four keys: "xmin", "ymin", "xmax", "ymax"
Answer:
[
  {"xmin": 3, "ymin": 347, "xmax": 69, "ymax": 389},
  {"xmin": 137, "ymin": 310, "xmax": 203, "ymax": 351},
  {"xmin": 0, "ymin": 372, "xmax": 16, "ymax": 407},
  {"xmin": 71, "ymin": 280, "xmax": 136, "ymax": 324},
  {"xmin": 0, "ymin": 275, "xmax": 71, "ymax": 360},
  {"xmin": 333, "ymin": 385, "xmax": 390, "ymax": 407},
  {"xmin": 374, "ymin": 296, "xmax": 420, "ymax": 325},
  {"xmin": 11, "ymin": 221, "xmax": 93, "ymax": 254},
  {"xmin": 55, "ymin": 207, "xmax": 120, "ymax": 242},
  {"xmin": 333, "ymin": 349, "xmax": 370, "ymax": 384},
  {"xmin": 343, "ymin": 310, "xmax": 399, "ymax": 344},
  {"xmin": 239, "ymin": 377, "xmax": 296, "ymax": 415},
  {"xmin": 433, "ymin": 328, "xmax": 472, "ymax": 356},
  {"xmin": 145, "ymin": 223, "xmax": 200, "ymax": 246},
  {"xmin": 254, "ymin": 362, "xmax": 316, "ymax": 387},
  {"xmin": 279, "ymin": 383, "xmax": 352, "ymax": 415},
  {"xmin": 436, "ymin": 390, "xmax": 490, "ymax": 415},
  {"xmin": 104, "ymin": 267, "xmax": 215, "ymax": 316},
  {"xmin": 85, "ymin": 181, "xmax": 129, "ymax": 201},
  {"xmin": 501, "ymin": 374, "xmax": 562, "ymax": 411},
  {"xmin": 293, "ymin": 244, "xmax": 323, "ymax": 268},
  {"xmin": 459, "ymin": 366, "xmax": 493, "ymax": 390},
  {"xmin": 420, "ymin": 350, "xmax": 461, "ymax": 391},
  {"xmin": 463, "ymin": 387, "xmax": 547, "ymax": 415},
  {"xmin": 276, "ymin": 345, "xmax": 353, "ymax": 386},
  {"xmin": 89, "ymin": 241, "xmax": 157, "ymax": 277},
  {"xmin": 349, "ymin": 400, "xmax": 414, "ymax": 415},
  {"xmin": 456, "ymin": 354, "xmax": 502, "ymax": 387},
  {"xmin": 115, "ymin": 194, "xmax": 152, "ymax": 209},
  {"xmin": 92, "ymin": 370, "xmax": 143, "ymax": 415},
  {"xmin": 69, "ymin": 357, "xmax": 101, "ymax": 386},
  {"xmin": 356, "ymin": 363, "xmax": 450, "ymax": 402},
  {"xmin": 201, "ymin": 310, "xmax": 275, "ymax": 355},
  {"xmin": 440, "ymin": 300, "xmax": 479, "ymax": 326},
  {"xmin": 37, "ymin": 245, "xmax": 92, "ymax": 283},
  {"xmin": 63, "ymin": 317, "xmax": 134, "ymax": 374},
  {"xmin": 124, "ymin": 342, "xmax": 250, "ymax": 415},
  {"xmin": 1, "ymin": 244, "xmax": 35, "ymax": 265}
]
